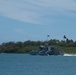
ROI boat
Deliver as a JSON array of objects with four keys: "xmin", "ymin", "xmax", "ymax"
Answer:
[{"xmin": 29, "ymin": 44, "xmax": 64, "ymax": 56}]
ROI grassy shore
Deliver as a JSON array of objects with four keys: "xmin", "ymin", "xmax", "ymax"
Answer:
[{"xmin": 56, "ymin": 46, "xmax": 76, "ymax": 54}]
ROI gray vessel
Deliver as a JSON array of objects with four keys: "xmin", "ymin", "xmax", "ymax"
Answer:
[{"xmin": 29, "ymin": 45, "xmax": 64, "ymax": 56}]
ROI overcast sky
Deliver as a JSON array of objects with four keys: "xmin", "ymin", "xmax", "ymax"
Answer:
[{"xmin": 0, "ymin": 0, "xmax": 76, "ymax": 43}]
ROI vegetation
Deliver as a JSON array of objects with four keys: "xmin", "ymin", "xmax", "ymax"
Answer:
[{"xmin": 0, "ymin": 35, "xmax": 76, "ymax": 54}]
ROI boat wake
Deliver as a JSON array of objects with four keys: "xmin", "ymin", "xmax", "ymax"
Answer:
[{"xmin": 64, "ymin": 54, "xmax": 76, "ymax": 56}]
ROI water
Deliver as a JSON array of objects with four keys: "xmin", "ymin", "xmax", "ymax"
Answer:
[{"xmin": 0, "ymin": 54, "xmax": 76, "ymax": 75}]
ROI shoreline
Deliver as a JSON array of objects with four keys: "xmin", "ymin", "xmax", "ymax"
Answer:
[{"xmin": 0, "ymin": 53, "xmax": 76, "ymax": 56}]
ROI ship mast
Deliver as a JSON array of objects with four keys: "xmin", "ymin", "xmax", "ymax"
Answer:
[{"xmin": 45, "ymin": 35, "xmax": 50, "ymax": 47}]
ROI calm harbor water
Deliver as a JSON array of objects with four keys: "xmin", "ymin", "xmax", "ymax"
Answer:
[{"xmin": 0, "ymin": 54, "xmax": 76, "ymax": 75}]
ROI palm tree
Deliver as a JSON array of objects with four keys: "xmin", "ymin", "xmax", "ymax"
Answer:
[
  {"xmin": 63, "ymin": 35, "xmax": 67, "ymax": 42},
  {"xmin": 47, "ymin": 35, "xmax": 50, "ymax": 41}
]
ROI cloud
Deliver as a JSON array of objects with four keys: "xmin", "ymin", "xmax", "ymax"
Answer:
[
  {"xmin": 14, "ymin": 29, "xmax": 26, "ymax": 35},
  {"xmin": 14, "ymin": 28, "xmax": 32, "ymax": 37},
  {"xmin": 14, "ymin": 28, "xmax": 35, "ymax": 38},
  {"xmin": 0, "ymin": 0, "xmax": 76, "ymax": 24},
  {"xmin": 66, "ymin": 10, "xmax": 76, "ymax": 14}
]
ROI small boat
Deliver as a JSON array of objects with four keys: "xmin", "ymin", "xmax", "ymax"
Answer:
[{"xmin": 29, "ymin": 50, "xmax": 39, "ymax": 55}]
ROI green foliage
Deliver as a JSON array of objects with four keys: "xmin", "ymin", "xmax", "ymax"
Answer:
[
  {"xmin": 17, "ymin": 46, "xmax": 39, "ymax": 53},
  {"xmin": 0, "ymin": 37, "xmax": 76, "ymax": 54},
  {"xmin": 57, "ymin": 46, "xmax": 76, "ymax": 54}
]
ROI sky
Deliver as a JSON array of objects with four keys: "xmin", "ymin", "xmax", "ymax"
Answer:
[{"xmin": 0, "ymin": 0, "xmax": 76, "ymax": 44}]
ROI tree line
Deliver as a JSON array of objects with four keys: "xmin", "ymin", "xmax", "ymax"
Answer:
[{"xmin": 0, "ymin": 35, "xmax": 76, "ymax": 53}]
